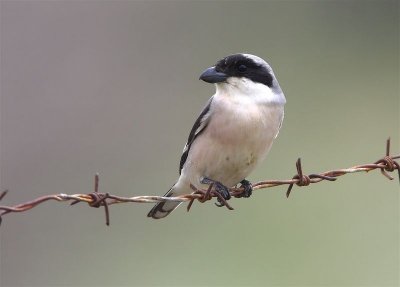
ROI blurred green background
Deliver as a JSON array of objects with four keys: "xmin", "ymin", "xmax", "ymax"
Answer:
[{"xmin": 1, "ymin": 1, "xmax": 398, "ymax": 286}]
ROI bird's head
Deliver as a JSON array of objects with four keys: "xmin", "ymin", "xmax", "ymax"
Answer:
[{"xmin": 199, "ymin": 53, "xmax": 285, "ymax": 104}]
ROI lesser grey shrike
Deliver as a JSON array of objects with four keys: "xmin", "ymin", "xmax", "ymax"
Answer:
[{"xmin": 148, "ymin": 53, "xmax": 286, "ymax": 219}]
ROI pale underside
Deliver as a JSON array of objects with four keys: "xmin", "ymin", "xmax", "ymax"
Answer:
[{"xmin": 177, "ymin": 77, "xmax": 285, "ymax": 191}]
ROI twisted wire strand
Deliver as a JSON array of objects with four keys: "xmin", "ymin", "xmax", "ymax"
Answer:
[{"xmin": 0, "ymin": 138, "xmax": 399, "ymax": 226}]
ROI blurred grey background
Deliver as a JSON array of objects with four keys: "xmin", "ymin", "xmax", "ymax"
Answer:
[{"xmin": 0, "ymin": 1, "xmax": 398, "ymax": 286}]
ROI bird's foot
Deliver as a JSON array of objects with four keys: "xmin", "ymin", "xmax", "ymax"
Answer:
[
  {"xmin": 200, "ymin": 177, "xmax": 231, "ymax": 207},
  {"xmin": 237, "ymin": 179, "xmax": 253, "ymax": 198}
]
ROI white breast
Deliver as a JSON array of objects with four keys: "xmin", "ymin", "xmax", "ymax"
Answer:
[{"xmin": 181, "ymin": 78, "xmax": 285, "ymax": 189}]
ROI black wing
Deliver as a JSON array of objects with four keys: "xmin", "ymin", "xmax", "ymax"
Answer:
[{"xmin": 179, "ymin": 97, "xmax": 213, "ymax": 174}]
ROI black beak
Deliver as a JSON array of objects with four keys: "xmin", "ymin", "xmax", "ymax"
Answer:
[{"xmin": 199, "ymin": 66, "xmax": 228, "ymax": 83}]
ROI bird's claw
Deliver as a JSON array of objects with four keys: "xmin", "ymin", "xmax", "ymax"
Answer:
[
  {"xmin": 238, "ymin": 179, "xmax": 253, "ymax": 198},
  {"xmin": 201, "ymin": 177, "xmax": 231, "ymax": 207}
]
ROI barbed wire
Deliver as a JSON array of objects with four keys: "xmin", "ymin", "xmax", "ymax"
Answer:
[{"xmin": 0, "ymin": 138, "xmax": 399, "ymax": 226}]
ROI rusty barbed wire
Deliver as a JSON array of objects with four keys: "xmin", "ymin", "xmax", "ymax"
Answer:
[{"xmin": 0, "ymin": 138, "xmax": 399, "ymax": 226}]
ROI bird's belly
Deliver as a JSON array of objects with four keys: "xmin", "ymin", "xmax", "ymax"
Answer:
[
  {"xmin": 185, "ymin": 135, "xmax": 271, "ymax": 188},
  {"xmin": 183, "ymin": 104, "xmax": 282, "ymax": 188},
  {"xmin": 200, "ymin": 142, "xmax": 262, "ymax": 187}
]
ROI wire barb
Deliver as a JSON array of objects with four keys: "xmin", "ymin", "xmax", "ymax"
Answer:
[{"xmin": 0, "ymin": 138, "xmax": 398, "ymax": 226}]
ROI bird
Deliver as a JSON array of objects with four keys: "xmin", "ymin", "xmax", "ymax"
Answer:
[{"xmin": 148, "ymin": 53, "xmax": 286, "ymax": 219}]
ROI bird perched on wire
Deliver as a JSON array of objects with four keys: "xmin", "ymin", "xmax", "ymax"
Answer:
[{"xmin": 148, "ymin": 53, "xmax": 286, "ymax": 219}]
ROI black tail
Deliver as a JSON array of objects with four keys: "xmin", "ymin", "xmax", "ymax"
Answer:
[{"xmin": 147, "ymin": 185, "xmax": 182, "ymax": 219}]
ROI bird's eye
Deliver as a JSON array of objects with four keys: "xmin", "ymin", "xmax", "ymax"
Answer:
[{"xmin": 237, "ymin": 64, "xmax": 247, "ymax": 72}]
